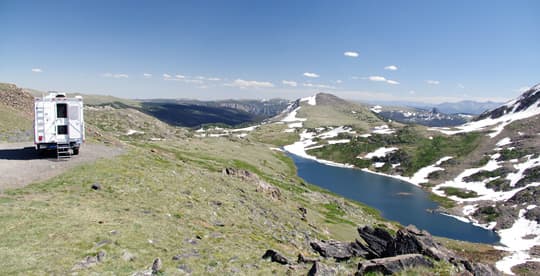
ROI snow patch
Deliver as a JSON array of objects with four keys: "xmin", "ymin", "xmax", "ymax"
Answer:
[
  {"xmin": 126, "ymin": 129, "xmax": 144, "ymax": 135},
  {"xmin": 362, "ymin": 147, "xmax": 398, "ymax": 159},
  {"xmin": 372, "ymin": 125, "xmax": 395, "ymax": 134},
  {"xmin": 495, "ymin": 209, "xmax": 540, "ymax": 275},
  {"xmin": 327, "ymin": 139, "xmax": 350, "ymax": 145},
  {"xmin": 300, "ymin": 95, "xmax": 317, "ymax": 106},
  {"xmin": 370, "ymin": 105, "xmax": 382, "ymax": 113},
  {"xmin": 496, "ymin": 137, "xmax": 512, "ymax": 147}
]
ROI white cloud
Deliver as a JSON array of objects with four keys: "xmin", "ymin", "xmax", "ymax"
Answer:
[
  {"xmin": 143, "ymin": 73, "xmax": 152, "ymax": 78},
  {"xmin": 102, "ymin": 73, "xmax": 128, "ymax": 79},
  {"xmin": 426, "ymin": 80, "xmax": 440, "ymax": 85},
  {"xmin": 207, "ymin": 77, "xmax": 221, "ymax": 81},
  {"xmin": 384, "ymin": 65, "xmax": 398, "ymax": 71},
  {"xmin": 225, "ymin": 79, "xmax": 275, "ymax": 89},
  {"xmin": 365, "ymin": 76, "xmax": 399, "ymax": 85},
  {"xmin": 335, "ymin": 80, "xmax": 343, "ymax": 84},
  {"xmin": 31, "ymin": 68, "xmax": 43, "ymax": 73},
  {"xmin": 457, "ymin": 83, "xmax": 465, "ymax": 89},
  {"xmin": 282, "ymin": 80, "xmax": 298, "ymax": 87},
  {"xmin": 175, "ymin": 74, "xmax": 186, "ymax": 79},
  {"xmin": 302, "ymin": 83, "xmax": 337, "ymax": 90},
  {"xmin": 344, "ymin": 51, "xmax": 359, "ymax": 58},
  {"xmin": 163, "ymin": 73, "xmax": 172, "ymax": 79},
  {"xmin": 368, "ymin": 76, "xmax": 387, "ymax": 82},
  {"xmin": 409, "ymin": 90, "xmax": 416, "ymax": 95},
  {"xmin": 303, "ymin": 72, "xmax": 319, "ymax": 78}
]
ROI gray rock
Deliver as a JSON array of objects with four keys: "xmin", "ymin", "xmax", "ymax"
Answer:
[
  {"xmin": 131, "ymin": 270, "xmax": 153, "ymax": 276},
  {"xmin": 72, "ymin": 250, "xmax": 105, "ymax": 270},
  {"xmin": 97, "ymin": 250, "xmax": 106, "ymax": 262},
  {"xmin": 310, "ymin": 240, "xmax": 368, "ymax": 261},
  {"xmin": 308, "ymin": 262, "xmax": 337, "ymax": 276},
  {"xmin": 356, "ymin": 254, "xmax": 433, "ymax": 275},
  {"xmin": 151, "ymin": 258, "xmax": 162, "ymax": 274},
  {"xmin": 177, "ymin": 264, "xmax": 192, "ymax": 274},
  {"xmin": 525, "ymin": 207, "xmax": 540, "ymax": 223},
  {"xmin": 262, "ymin": 249, "xmax": 290, "ymax": 265},
  {"xmin": 460, "ymin": 260, "xmax": 502, "ymax": 276},
  {"xmin": 122, "ymin": 250, "xmax": 136, "ymax": 262}
]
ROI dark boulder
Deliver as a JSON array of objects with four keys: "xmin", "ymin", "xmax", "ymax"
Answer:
[
  {"xmin": 310, "ymin": 240, "xmax": 368, "ymax": 261},
  {"xmin": 386, "ymin": 225, "xmax": 454, "ymax": 261},
  {"xmin": 357, "ymin": 226, "xmax": 393, "ymax": 258},
  {"xmin": 262, "ymin": 249, "xmax": 289, "ymax": 265},
  {"xmin": 91, "ymin": 183, "xmax": 101, "ymax": 190},
  {"xmin": 356, "ymin": 254, "xmax": 433, "ymax": 275}
]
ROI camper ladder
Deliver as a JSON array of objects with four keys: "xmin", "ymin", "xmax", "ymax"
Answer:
[
  {"xmin": 35, "ymin": 106, "xmax": 45, "ymax": 136},
  {"xmin": 56, "ymin": 143, "xmax": 71, "ymax": 160}
]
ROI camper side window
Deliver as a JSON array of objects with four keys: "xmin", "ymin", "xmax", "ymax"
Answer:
[{"xmin": 57, "ymin": 103, "xmax": 67, "ymax": 118}]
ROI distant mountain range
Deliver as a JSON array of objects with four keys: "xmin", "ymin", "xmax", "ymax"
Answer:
[{"xmin": 364, "ymin": 100, "xmax": 503, "ymax": 115}]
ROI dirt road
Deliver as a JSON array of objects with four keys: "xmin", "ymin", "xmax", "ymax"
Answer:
[{"xmin": 0, "ymin": 142, "xmax": 124, "ymax": 192}]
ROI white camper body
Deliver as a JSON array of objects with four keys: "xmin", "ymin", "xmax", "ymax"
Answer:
[{"xmin": 34, "ymin": 92, "xmax": 85, "ymax": 156}]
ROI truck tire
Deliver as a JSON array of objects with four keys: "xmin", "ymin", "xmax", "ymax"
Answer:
[{"xmin": 73, "ymin": 147, "xmax": 80, "ymax": 155}]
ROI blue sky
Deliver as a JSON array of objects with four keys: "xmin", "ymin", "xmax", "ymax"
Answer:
[{"xmin": 0, "ymin": 0, "xmax": 538, "ymax": 103}]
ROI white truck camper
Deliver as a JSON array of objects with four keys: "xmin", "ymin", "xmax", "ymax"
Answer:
[{"xmin": 34, "ymin": 92, "xmax": 85, "ymax": 158}]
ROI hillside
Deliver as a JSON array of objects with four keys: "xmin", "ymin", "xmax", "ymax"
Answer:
[
  {"xmin": 278, "ymin": 85, "xmax": 540, "ymax": 274},
  {"xmin": 0, "ymin": 83, "xmax": 34, "ymax": 142},
  {"xmin": 0, "ymin": 85, "xmax": 504, "ymax": 275},
  {"xmin": 0, "ymin": 85, "xmax": 388, "ymax": 274}
]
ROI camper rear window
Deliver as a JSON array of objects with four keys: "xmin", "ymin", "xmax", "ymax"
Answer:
[{"xmin": 57, "ymin": 103, "xmax": 67, "ymax": 118}]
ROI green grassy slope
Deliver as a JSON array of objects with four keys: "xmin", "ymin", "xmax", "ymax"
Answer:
[{"xmin": 0, "ymin": 107, "xmax": 388, "ymax": 275}]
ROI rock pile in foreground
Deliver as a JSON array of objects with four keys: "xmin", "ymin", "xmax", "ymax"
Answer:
[{"xmin": 266, "ymin": 224, "xmax": 501, "ymax": 275}]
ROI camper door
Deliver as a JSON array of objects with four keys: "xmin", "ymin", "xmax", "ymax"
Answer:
[
  {"xmin": 68, "ymin": 103, "xmax": 83, "ymax": 141},
  {"xmin": 55, "ymin": 103, "xmax": 69, "ymax": 143}
]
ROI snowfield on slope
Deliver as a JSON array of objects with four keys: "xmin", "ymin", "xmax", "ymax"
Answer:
[{"xmin": 429, "ymin": 84, "xmax": 540, "ymax": 138}]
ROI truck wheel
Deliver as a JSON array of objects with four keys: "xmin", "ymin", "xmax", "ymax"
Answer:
[{"xmin": 73, "ymin": 148, "xmax": 79, "ymax": 155}]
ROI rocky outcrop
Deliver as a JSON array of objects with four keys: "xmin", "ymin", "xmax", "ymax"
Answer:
[
  {"xmin": 310, "ymin": 240, "xmax": 368, "ymax": 261},
  {"xmin": 386, "ymin": 225, "xmax": 455, "ymax": 261},
  {"xmin": 356, "ymin": 254, "xmax": 433, "ymax": 275},
  {"xmin": 356, "ymin": 226, "xmax": 393, "ymax": 258},
  {"xmin": 309, "ymin": 225, "xmax": 501, "ymax": 275},
  {"xmin": 0, "ymin": 83, "xmax": 34, "ymax": 116},
  {"xmin": 222, "ymin": 168, "xmax": 281, "ymax": 200}
]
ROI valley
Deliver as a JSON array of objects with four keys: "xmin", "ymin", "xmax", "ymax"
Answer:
[{"xmin": 1, "ymin": 82, "xmax": 539, "ymax": 275}]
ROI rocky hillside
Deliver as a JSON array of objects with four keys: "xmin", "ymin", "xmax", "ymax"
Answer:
[
  {"xmin": 0, "ymin": 83, "xmax": 34, "ymax": 142},
  {"xmin": 272, "ymin": 86, "xmax": 540, "ymax": 274},
  {"xmin": 141, "ymin": 98, "xmax": 290, "ymax": 128}
]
